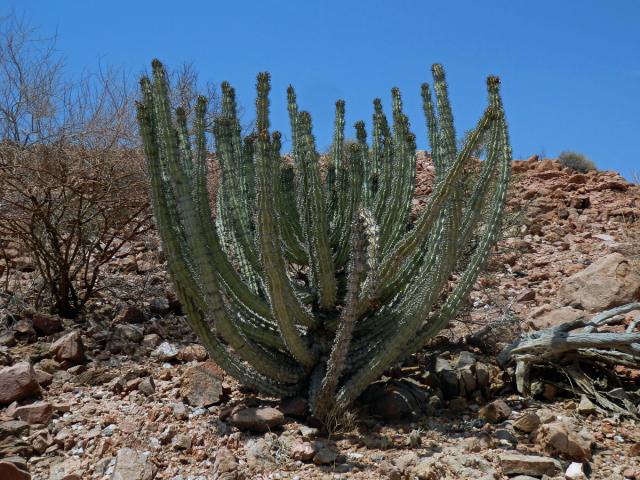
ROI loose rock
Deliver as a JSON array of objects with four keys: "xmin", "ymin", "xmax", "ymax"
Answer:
[
  {"xmin": 291, "ymin": 440, "xmax": 316, "ymax": 462},
  {"xmin": 478, "ymin": 399, "xmax": 511, "ymax": 423},
  {"xmin": 153, "ymin": 341, "xmax": 178, "ymax": 362},
  {"xmin": 111, "ymin": 448, "xmax": 155, "ymax": 480},
  {"xmin": 533, "ymin": 419, "xmax": 593, "ymax": 461},
  {"xmin": 565, "ymin": 462, "xmax": 587, "ymax": 480},
  {"xmin": 13, "ymin": 401, "xmax": 53, "ymax": 425},
  {"xmin": 513, "ymin": 412, "xmax": 541, "ymax": 433},
  {"xmin": 48, "ymin": 457, "xmax": 82, "ymax": 480},
  {"xmin": 180, "ymin": 361, "xmax": 223, "ymax": 407},
  {"xmin": 499, "ymin": 453, "xmax": 561, "ymax": 476},
  {"xmin": 557, "ymin": 253, "xmax": 640, "ymax": 312},
  {"xmin": 49, "ymin": 331, "xmax": 85, "ymax": 364},
  {"xmin": 0, "ymin": 363, "xmax": 40, "ymax": 405},
  {"xmin": 211, "ymin": 447, "xmax": 238, "ymax": 480},
  {"xmin": 228, "ymin": 407, "xmax": 285, "ymax": 432},
  {"xmin": 30, "ymin": 314, "xmax": 63, "ymax": 336},
  {"xmin": 0, "ymin": 461, "xmax": 30, "ymax": 480}
]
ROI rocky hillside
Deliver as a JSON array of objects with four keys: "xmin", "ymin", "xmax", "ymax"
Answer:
[{"xmin": 0, "ymin": 156, "xmax": 639, "ymax": 480}]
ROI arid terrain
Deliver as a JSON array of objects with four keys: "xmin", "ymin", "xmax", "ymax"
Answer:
[{"xmin": 1, "ymin": 154, "xmax": 639, "ymax": 480}]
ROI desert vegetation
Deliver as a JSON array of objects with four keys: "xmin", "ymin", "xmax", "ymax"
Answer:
[
  {"xmin": 137, "ymin": 60, "xmax": 511, "ymax": 419},
  {"xmin": 558, "ymin": 151, "xmax": 597, "ymax": 173},
  {"xmin": 0, "ymin": 11, "xmax": 639, "ymax": 480}
]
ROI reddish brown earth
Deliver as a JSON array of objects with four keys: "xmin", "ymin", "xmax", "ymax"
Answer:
[{"xmin": 0, "ymin": 155, "xmax": 639, "ymax": 479}]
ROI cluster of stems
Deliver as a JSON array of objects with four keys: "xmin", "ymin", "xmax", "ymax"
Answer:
[{"xmin": 136, "ymin": 60, "xmax": 511, "ymax": 419}]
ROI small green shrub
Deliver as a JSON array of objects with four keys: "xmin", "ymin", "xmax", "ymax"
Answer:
[{"xmin": 558, "ymin": 151, "xmax": 596, "ymax": 173}]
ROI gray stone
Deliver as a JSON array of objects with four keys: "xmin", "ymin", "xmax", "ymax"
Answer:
[
  {"xmin": 141, "ymin": 334, "xmax": 161, "ymax": 349},
  {"xmin": 456, "ymin": 351, "xmax": 477, "ymax": 369},
  {"xmin": 577, "ymin": 395, "xmax": 596, "ymax": 415},
  {"xmin": 171, "ymin": 434, "xmax": 192, "ymax": 450},
  {"xmin": 211, "ymin": 447, "xmax": 238, "ymax": 480},
  {"xmin": 245, "ymin": 438, "xmax": 274, "ymax": 469},
  {"xmin": 149, "ymin": 297, "xmax": 170, "ymax": 315},
  {"xmin": 153, "ymin": 342, "xmax": 178, "ymax": 362},
  {"xmin": 115, "ymin": 324, "xmax": 144, "ymax": 343},
  {"xmin": 0, "ymin": 421, "xmax": 30, "ymax": 440},
  {"xmin": 313, "ymin": 445, "xmax": 337, "ymax": 465},
  {"xmin": 138, "ymin": 377, "xmax": 155, "ymax": 396}
]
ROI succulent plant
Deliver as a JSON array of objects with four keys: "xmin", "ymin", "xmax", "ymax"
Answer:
[{"xmin": 136, "ymin": 60, "xmax": 511, "ymax": 419}]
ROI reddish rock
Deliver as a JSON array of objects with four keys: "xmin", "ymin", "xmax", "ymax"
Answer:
[
  {"xmin": 533, "ymin": 420, "xmax": 593, "ymax": 461},
  {"xmin": 177, "ymin": 344, "xmax": 208, "ymax": 362},
  {"xmin": 30, "ymin": 314, "xmax": 63, "ymax": 336},
  {"xmin": 516, "ymin": 289, "xmax": 536, "ymax": 302},
  {"xmin": 478, "ymin": 399, "xmax": 511, "ymax": 424},
  {"xmin": 180, "ymin": 361, "xmax": 223, "ymax": 407},
  {"xmin": 290, "ymin": 440, "xmax": 316, "ymax": 462},
  {"xmin": 113, "ymin": 305, "xmax": 146, "ymax": 324},
  {"xmin": 499, "ymin": 454, "xmax": 561, "ymax": 477},
  {"xmin": 567, "ymin": 173, "xmax": 587, "ymax": 185},
  {"xmin": 228, "ymin": 407, "xmax": 285, "ymax": 432},
  {"xmin": 49, "ymin": 331, "xmax": 85, "ymax": 364},
  {"xmin": 536, "ymin": 159, "xmax": 559, "ymax": 172},
  {"xmin": 0, "ymin": 363, "xmax": 40, "ymax": 405},
  {"xmin": 14, "ymin": 401, "xmax": 53, "ymax": 425},
  {"xmin": 0, "ymin": 461, "xmax": 30, "ymax": 480}
]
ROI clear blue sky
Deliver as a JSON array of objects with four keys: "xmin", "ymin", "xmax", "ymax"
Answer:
[{"xmin": 3, "ymin": 0, "xmax": 639, "ymax": 179}]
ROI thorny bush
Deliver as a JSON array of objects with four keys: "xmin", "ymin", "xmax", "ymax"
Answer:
[{"xmin": 0, "ymin": 142, "xmax": 152, "ymax": 317}]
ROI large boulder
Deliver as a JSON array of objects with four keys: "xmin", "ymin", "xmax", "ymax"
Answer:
[
  {"xmin": 557, "ymin": 253, "xmax": 640, "ymax": 312},
  {"xmin": 0, "ymin": 363, "xmax": 40, "ymax": 405}
]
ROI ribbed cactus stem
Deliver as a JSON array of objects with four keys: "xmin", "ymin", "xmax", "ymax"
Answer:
[{"xmin": 137, "ymin": 60, "xmax": 511, "ymax": 418}]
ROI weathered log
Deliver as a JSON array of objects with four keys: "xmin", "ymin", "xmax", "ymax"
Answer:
[{"xmin": 499, "ymin": 303, "xmax": 640, "ymax": 417}]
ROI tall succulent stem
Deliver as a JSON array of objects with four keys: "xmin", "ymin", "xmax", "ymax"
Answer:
[{"xmin": 137, "ymin": 60, "xmax": 512, "ymax": 420}]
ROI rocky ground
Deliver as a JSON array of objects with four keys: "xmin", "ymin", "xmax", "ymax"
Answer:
[{"xmin": 1, "ymin": 155, "xmax": 639, "ymax": 480}]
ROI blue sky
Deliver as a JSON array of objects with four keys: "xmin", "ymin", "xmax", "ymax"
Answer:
[{"xmin": 2, "ymin": 0, "xmax": 639, "ymax": 179}]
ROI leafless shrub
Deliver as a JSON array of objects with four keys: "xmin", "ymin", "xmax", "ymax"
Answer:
[
  {"xmin": 0, "ymin": 143, "xmax": 151, "ymax": 317},
  {"xmin": 0, "ymin": 13, "xmax": 138, "ymax": 148}
]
